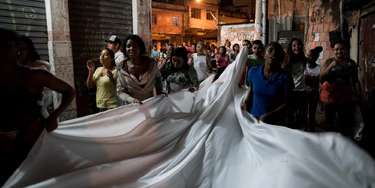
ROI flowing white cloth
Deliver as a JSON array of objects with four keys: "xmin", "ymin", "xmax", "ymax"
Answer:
[{"xmin": 5, "ymin": 48, "xmax": 375, "ymax": 188}]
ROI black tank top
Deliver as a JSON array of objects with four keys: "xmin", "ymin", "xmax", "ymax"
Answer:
[{"xmin": 2, "ymin": 66, "xmax": 42, "ymax": 130}]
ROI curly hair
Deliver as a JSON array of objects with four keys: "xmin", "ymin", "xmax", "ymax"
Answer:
[
  {"xmin": 284, "ymin": 38, "xmax": 307, "ymax": 67},
  {"xmin": 19, "ymin": 35, "xmax": 41, "ymax": 62}
]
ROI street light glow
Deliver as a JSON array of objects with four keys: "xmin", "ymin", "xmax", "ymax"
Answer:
[{"xmin": 196, "ymin": 0, "xmax": 200, "ymax": 2}]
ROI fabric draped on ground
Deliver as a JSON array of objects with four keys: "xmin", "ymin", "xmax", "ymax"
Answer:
[{"xmin": 5, "ymin": 48, "xmax": 375, "ymax": 188}]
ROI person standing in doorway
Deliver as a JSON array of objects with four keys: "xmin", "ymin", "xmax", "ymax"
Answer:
[{"xmin": 105, "ymin": 35, "xmax": 125, "ymax": 67}]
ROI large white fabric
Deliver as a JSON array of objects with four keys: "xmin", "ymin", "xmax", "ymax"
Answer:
[{"xmin": 5, "ymin": 48, "xmax": 375, "ymax": 188}]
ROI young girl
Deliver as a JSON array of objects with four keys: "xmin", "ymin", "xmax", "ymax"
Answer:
[
  {"xmin": 229, "ymin": 43, "xmax": 240, "ymax": 63},
  {"xmin": 214, "ymin": 46, "xmax": 230, "ymax": 81},
  {"xmin": 193, "ymin": 42, "xmax": 213, "ymax": 82},
  {"xmin": 283, "ymin": 38, "xmax": 308, "ymax": 129},
  {"xmin": 304, "ymin": 46, "xmax": 323, "ymax": 132},
  {"xmin": 86, "ymin": 48, "xmax": 118, "ymax": 111},
  {"xmin": 166, "ymin": 47, "xmax": 199, "ymax": 93}
]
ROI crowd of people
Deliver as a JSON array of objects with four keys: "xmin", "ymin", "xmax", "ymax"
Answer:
[{"xmin": 0, "ymin": 25, "xmax": 363, "ymax": 185}]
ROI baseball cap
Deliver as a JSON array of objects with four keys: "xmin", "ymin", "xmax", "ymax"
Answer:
[{"xmin": 105, "ymin": 35, "xmax": 122, "ymax": 45}]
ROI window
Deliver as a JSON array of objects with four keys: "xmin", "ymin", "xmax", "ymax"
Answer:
[
  {"xmin": 191, "ymin": 8, "xmax": 201, "ymax": 19},
  {"xmin": 206, "ymin": 11, "xmax": 215, "ymax": 20},
  {"xmin": 152, "ymin": 14, "xmax": 157, "ymax": 24},
  {"xmin": 172, "ymin": 16, "xmax": 179, "ymax": 26}
]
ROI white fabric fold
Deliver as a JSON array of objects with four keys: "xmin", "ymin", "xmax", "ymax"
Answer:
[{"xmin": 5, "ymin": 47, "xmax": 375, "ymax": 188}]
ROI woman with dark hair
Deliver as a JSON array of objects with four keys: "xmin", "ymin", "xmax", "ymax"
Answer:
[
  {"xmin": 166, "ymin": 47, "xmax": 199, "ymax": 93},
  {"xmin": 158, "ymin": 43, "xmax": 177, "ymax": 91},
  {"xmin": 18, "ymin": 35, "xmax": 50, "ymax": 71},
  {"xmin": 241, "ymin": 42, "xmax": 294, "ymax": 125},
  {"xmin": 283, "ymin": 37, "xmax": 308, "ymax": 129},
  {"xmin": 193, "ymin": 42, "xmax": 213, "ymax": 82},
  {"xmin": 320, "ymin": 41, "xmax": 360, "ymax": 135},
  {"xmin": 0, "ymin": 28, "xmax": 75, "ymax": 185},
  {"xmin": 18, "ymin": 35, "xmax": 53, "ymax": 118},
  {"xmin": 86, "ymin": 48, "xmax": 117, "ymax": 111},
  {"xmin": 304, "ymin": 46, "xmax": 323, "ymax": 132},
  {"xmin": 117, "ymin": 35, "xmax": 163, "ymax": 104},
  {"xmin": 229, "ymin": 43, "xmax": 240, "ymax": 63},
  {"xmin": 213, "ymin": 46, "xmax": 229, "ymax": 81}
]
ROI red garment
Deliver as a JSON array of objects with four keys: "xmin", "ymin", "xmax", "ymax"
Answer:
[
  {"xmin": 215, "ymin": 54, "xmax": 229, "ymax": 68},
  {"xmin": 320, "ymin": 81, "xmax": 352, "ymax": 104}
]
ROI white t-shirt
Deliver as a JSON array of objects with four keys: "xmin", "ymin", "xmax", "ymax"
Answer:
[
  {"xmin": 304, "ymin": 65, "xmax": 321, "ymax": 77},
  {"xmin": 304, "ymin": 65, "xmax": 321, "ymax": 94},
  {"xmin": 193, "ymin": 53, "xmax": 209, "ymax": 81}
]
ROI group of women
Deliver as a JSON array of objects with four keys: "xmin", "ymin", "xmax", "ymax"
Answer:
[
  {"xmin": 87, "ymin": 36, "xmax": 217, "ymax": 111},
  {"xmin": 241, "ymin": 37, "xmax": 359, "ymax": 136}
]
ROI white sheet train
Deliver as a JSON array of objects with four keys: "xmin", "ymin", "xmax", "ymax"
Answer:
[{"xmin": 5, "ymin": 48, "xmax": 375, "ymax": 187}]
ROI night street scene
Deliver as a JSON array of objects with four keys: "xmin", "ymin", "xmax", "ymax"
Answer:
[{"xmin": 1, "ymin": 0, "xmax": 375, "ymax": 187}]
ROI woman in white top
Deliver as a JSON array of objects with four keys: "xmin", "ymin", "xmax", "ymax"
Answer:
[
  {"xmin": 304, "ymin": 46, "xmax": 323, "ymax": 132},
  {"xmin": 192, "ymin": 42, "xmax": 213, "ymax": 82}
]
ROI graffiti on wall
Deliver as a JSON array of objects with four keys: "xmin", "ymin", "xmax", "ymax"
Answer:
[
  {"xmin": 6, "ymin": 0, "xmax": 38, "ymax": 36},
  {"xmin": 219, "ymin": 24, "xmax": 256, "ymax": 46},
  {"xmin": 310, "ymin": 9, "xmax": 325, "ymax": 23}
]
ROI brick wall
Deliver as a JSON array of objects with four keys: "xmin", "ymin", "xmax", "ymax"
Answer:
[{"xmin": 305, "ymin": 0, "xmax": 340, "ymax": 66}]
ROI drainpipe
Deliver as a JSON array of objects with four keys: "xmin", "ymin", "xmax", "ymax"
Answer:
[
  {"xmin": 340, "ymin": 0, "xmax": 345, "ymax": 40},
  {"xmin": 255, "ymin": 0, "xmax": 262, "ymax": 41},
  {"xmin": 262, "ymin": 0, "xmax": 266, "ymax": 44}
]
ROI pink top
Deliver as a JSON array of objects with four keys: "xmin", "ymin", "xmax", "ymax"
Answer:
[{"xmin": 215, "ymin": 54, "xmax": 229, "ymax": 68}]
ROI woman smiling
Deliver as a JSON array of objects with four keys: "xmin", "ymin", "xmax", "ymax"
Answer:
[{"xmin": 117, "ymin": 35, "xmax": 163, "ymax": 104}]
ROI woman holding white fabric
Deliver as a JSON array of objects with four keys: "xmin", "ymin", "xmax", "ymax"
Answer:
[
  {"xmin": 117, "ymin": 35, "xmax": 163, "ymax": 104},
  {"xmin": 192, "ymin": 42, "xmax": 213, "ymax": 82}
]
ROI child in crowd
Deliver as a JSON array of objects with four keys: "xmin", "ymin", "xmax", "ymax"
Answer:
[{"xmin": 86, "ymin": 48, "xmax": 118, "ymax": 111}]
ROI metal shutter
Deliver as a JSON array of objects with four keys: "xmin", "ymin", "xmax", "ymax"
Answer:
[
  {"xmin": 68, "ymin": 0, "xmax": 133, "ymax": 117},
  {"xmin": 0, "ymin": 0, "xmax": 48, "ymax": 61}
]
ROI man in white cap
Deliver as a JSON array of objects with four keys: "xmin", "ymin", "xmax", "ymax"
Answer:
[{"xmin": 105, "ymin": 35, "xmax": 125, "ymax": 67}]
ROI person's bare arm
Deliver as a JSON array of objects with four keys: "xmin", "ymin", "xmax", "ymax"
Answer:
[
  {"xmin": 241, "ymin": 84, "xmax": 253, "ymax": 111},
  {"xmin": 37, "ymin": 70, "xmax": 75, "ymax": 132},
  {"xmin": 86, "ymin": 60, "xmax": 96, "ymax": 89},
  {"xmin": 206, "ymin": 56, "xmax": 213, "ymax": 73},
  {"xmin": 320, "ymin": 58, "xmax": 335, "ymax": 83}
]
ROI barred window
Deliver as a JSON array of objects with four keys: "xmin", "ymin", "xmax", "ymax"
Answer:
[
  {"xmin": 191, "ymin": 8, "xmax": 201, "ymax": 19},
  {"xmin": 172, "ymin": 16, "xmax": 179, "ymax": 26},
  {"xmin": 206, "ymin": 11, "xmax": 215, "ymax": 20}
]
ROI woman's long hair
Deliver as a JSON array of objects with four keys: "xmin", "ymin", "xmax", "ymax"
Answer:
[
  {"xmin": 20, "ymin": 35, "xmax": 41, "ymax": 62},
  {"xmin": 173, "ymin": 47, "xmax": 189, "ymax": 69},
  {"xmin": 103, "ymin": 48, "xmax": 116, "ymax": 67},
  {"xmin": 284, "ymin": 37, "xmax": 307, "ymax": 67}
]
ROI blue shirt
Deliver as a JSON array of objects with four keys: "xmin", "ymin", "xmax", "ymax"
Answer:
[{"xmin": 247, "ymin": 64, "xmax": 294, "ymax": 118}]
